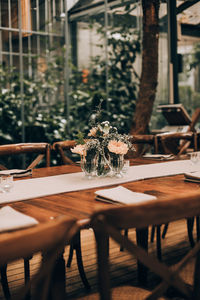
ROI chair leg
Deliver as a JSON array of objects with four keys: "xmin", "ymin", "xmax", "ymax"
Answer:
[
  {"xmin": 120, "ymin": 229, "xmax": 128, "ymax": 251},
  {"xmin": 68, "ymin": 231, "xmax": 90, "ymax": 290},
  {"xmin": 156, "ymin": 225, "xmax": 162, "ymax": 261},
  {"xmin": 187, "ymin": 217, "xmax": 195, "ymax": 247},
  {"xmin": 150, "ymin": 225, "xmax": 155, "ymax": 243},
  {"xmin": 0, "ymin": 265, "xmax": 11, "ymax": 300},
  {"xmin": 196, "ymin": 216, "xmax": 200, "ymax": 241},
  {"xmin": 24, "ymin": 257, "xmax": 31, "ymax": 300},
  {"xmin": 162, "ymin": 223, "xmax": 169, "ymax": 239},
  {"xmin": 67, "ymin": 244, "xmax": 74, "ymax": 267}
]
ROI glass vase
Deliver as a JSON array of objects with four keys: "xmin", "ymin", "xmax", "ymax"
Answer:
[
  {"xmin": 96, "ymin": 153, "xmax": 111, "ymax": 177},
  {"xmin": 109, "ymin": 154, "xmax": 124, "ymax": 178},
  {"xmin": 81, "ymin": 155, "xmax": 98, "ymax": 179}
]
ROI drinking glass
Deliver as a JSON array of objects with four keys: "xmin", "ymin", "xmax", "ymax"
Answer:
[
  {"xmin": 122, "ymin": 159, "xmax": 130, "ymax": 174},
  {"xmin": 110, "ymin": 154, "xmax": 124, "ymax": 178},
  {"xmin": 190, "ymin": 152, "xmax": 200, "ymax": 171},
  {"xmin": 0, "ymin": 175, "xmax": 14, "ymax": 192}
]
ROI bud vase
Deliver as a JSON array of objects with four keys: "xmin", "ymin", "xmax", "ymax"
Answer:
[
  {"xmin": 96, "ymin": 153, "xmax": 111, "ymax": 177},
  {"xmin": 109, "ymin": 153, "xmax": 124, "ymax": 178},
  {"xmin": 81, "ymin": 155, "xmax": 98, "ymax": 179}
]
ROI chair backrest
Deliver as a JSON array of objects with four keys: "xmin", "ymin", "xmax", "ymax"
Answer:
[
  {"xmin": 0, "ymin": 143, "xmax": 51, "ymax": 170},
  {"xmin": 90, "ymin": 191, "xmax": 200, "ymax": 300},
  {"xmin": 55, "ymin": 136, "xmax": 158, "ymax": 161},
  {"xmin": 52, "ymin": 140, "xmax": 76, "ymax": 165},
  {"xmin": 157, "ymin": 131, "xmax": 198, "ymax": 155},
  {"xmin": 129, "ymin": 134, "xmax": 158, "ymax": 157},
  {"xmin": 0, "ymin": 215, "xmax": 79, "ymax": 300}
]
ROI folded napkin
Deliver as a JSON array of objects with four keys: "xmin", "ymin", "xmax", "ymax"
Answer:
[
  {"xmin": 0, "ymin": 206, "xmax": 38, "ymax": 233},
  {"xmin": 0, "ymin": 169, "xmax": 32, "ymax": 178},
  {"xmin": 95, "ymin": 186, "xmax": 157, "ymax": 205},
  {"xmin": 143, "ymin": 154, "xmax": 174, "ymax": 160},
  {"xmin": 184, "ymin": 171, "xmax": 200, "ymax": 183}
]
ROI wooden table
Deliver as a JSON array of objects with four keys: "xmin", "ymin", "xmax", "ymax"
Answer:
[
  {"xmin": 1, "ymin": 158, "xmax": 196, "ymax": 222},
  {"xmin": 0, "ymin": 158, "xmax": 199, "ymax": 289}
]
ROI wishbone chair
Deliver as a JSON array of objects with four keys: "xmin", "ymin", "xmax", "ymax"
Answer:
[
  {"xmin": 52, "ymin": 140, "xmax": 76, "ymax": 165},
  {"xmin": 88, "ymin": 191, "xmax": 200, "ymax": 300},
  {"xmin": 0, "ymin": 142, "xmax": 51, "ymax": 299},
  {"xmin": 151, "ymin": 132, "xmax": 200, "ymax": 255},
  {"xmin": 129, "ymin": 134, "xmax": 159, "ymax": 157},
  {"xmin": 52, "ymin": 140, "xmax": 91, "ymax": 289},
  {"xmin": 0, "ymin": 143, "xmax": 51, "ymax": 170},
  {"xmin": 0, "ymin": 215, "xmax": 80, "ymax": 300}
]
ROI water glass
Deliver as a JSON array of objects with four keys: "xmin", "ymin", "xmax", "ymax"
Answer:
[
  {"xmin": 110, "ymin": 154, "xmax": 124, "ymax": 178},
  {"xmin": 0, "ymin": 175, "xmax": 14, "ymax": 192},
  {"xmin": 190, "ymin": 152, "xmax": 200, "ymax": 171},
  {"xmin": 122, "ymin": 159, "xmax": 130, "ymax": 174}
]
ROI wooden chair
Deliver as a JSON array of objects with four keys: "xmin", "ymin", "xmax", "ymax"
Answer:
[
  {"xmin": 152, "ymin": 132, "xmax": 200, "ymax": 255},
  {"xmin": 123, "ymin": 134, "xmax": 162, "ymax": 257},
  {"xmin": 128, "ymin": 134, "xmax": 159, "ymax": 157},
  {"xmin": 0, "ymin": 215, "xmax": 80, "ymax": 300},
  {"xmin": 52, "ymin": 140, "xmax": 91, "ymax": 290},
  {"xmin": 0, "ymin": 143, "xmax": 51, "ymax": 170},
  {"xmin": 89, "ymin": 191, "xmax": 200, "ymax": 300},
  {"xmin": 157, "ymin": 131, "xmax": 199, "ymax": 156},
  {"xmin": 52, "ymin": 140, "xmax": 76, "ymax": 165},
  {"xmin": 0, "ymin": 143, "xmax": 51, "ymax": 299}
]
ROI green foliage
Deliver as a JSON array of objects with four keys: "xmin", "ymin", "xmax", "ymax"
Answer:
[{"xmin": 0, "ymin": 3, "xmax": 141, "ymax": 167}]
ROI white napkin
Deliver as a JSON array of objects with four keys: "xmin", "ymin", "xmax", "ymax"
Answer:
[
  {"xmin": 143, "ymin": 154, "xmax": 174, "ymax": 160},
  {"xmin": 184, "ymin": 171, "xmax": 200, "ymax": 182},
  {"xmin": 0, "ymin": 206, "xmax": 38, "ymax": 233},
  {"xmin": 95, "ymin": 186, "xmax": 157, "ymax": 205},
  {"xmin": 0, "ymin": 169, "xmax": 32, "ymax": 178}
]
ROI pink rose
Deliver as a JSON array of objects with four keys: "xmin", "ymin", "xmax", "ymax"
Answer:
[
  {"xmin": 71, "ymin": 144, "xmax": 86, "ymax": 156},
  {"xmin": 88, "ymin": 127, "xmax": 97, "ymax": 137},
  {"xmin": 108, "ymin": 140, "xmax": 128, "ymax": 155}
]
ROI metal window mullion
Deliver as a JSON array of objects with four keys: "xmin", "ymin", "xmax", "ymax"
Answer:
[
  {"xmin": 36, "ymin": 0, "xmax": 40, "ymax": 76},
  {"xmin": 52, "ymin": 0, "xmax": 56, "ymax": 24},
  {"xmin": 18, "ymin": 0, "xmax": 25, "ymax": 148},
  {"xmin": 8, "ymin": 0, "xmax": 13, "ymax": 67},
  {"xmin": 0, "ymin": 1, "xmax": 2, "ymax": 63},
  {"xmin": 1, "ymin": 50, "xmax": 37, "ymax": 57},
  {"xmin": 28, "ymin": 35, "xmax": 32, "ymax": 77},
  {"xmin": 45, "ymin": 0, "xmax": 48, "ymax": 58},
  {"xmin": 26, "ymin": 0, "xmax": 32, "ymax": 78},
  {"xmin": 60, "ymin": 0, "xmax": 64, "ymax": 14},
  {"xmin": 64, "ymin": 0, "xmax": 70, "ymax": 125},
  {"xmin": 48, "ymin": 0, "xmax": 52, "ymax": 47},
  {"xmin": 104, "ymin": 0, "xmax": 109, "ymax": 111},
  {"xmin": 0, "ymin": 26, "xmax": 62, "ymax": 37}
]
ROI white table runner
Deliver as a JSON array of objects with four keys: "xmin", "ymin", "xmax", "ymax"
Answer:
[{"xmin": 0, "ymin": 160, "xmax": 192, "ymax": 205}]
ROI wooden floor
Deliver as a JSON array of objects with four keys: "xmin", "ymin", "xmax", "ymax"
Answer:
[{"xmin": 0, "ymin": 219, "xmax": 196, "ymax": 299}]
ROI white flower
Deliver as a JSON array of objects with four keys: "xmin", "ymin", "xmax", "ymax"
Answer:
[{"xmin": 99, "ymin": 121, "xmax": 111, "ymax": 135}]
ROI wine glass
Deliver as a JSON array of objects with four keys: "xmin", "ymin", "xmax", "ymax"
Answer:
[{"xmin": 0, "ymin": 175, "xmax": 14, "ymax": 193}]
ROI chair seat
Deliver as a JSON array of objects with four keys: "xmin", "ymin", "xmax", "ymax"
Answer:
[{"xmin": 79, "ymin": 285, "xmax": 167, "ymax": 299}]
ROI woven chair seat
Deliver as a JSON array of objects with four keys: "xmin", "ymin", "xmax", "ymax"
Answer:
[{"xmin": 79, "ymin": 285, "xmax": 167, "ymax": 299}]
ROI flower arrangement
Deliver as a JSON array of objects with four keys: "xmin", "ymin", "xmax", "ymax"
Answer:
[{"xmin": 71, "ymin": 103, "xmax": 134, "ymax": 177}]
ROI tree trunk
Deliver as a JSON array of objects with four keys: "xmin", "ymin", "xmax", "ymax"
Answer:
[{"xmin": 130, "ymin": 0, "xmax": 160, "ymax": 136}]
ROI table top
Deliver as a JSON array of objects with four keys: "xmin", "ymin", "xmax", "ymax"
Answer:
[{"xmin": 0, "ymin": 158, "xmax": 199, "ymax": 225}]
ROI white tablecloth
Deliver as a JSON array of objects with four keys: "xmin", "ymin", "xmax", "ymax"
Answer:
[{"xmin": 0, "ymin": 160, "xmax": 192, "ymax": 205}]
